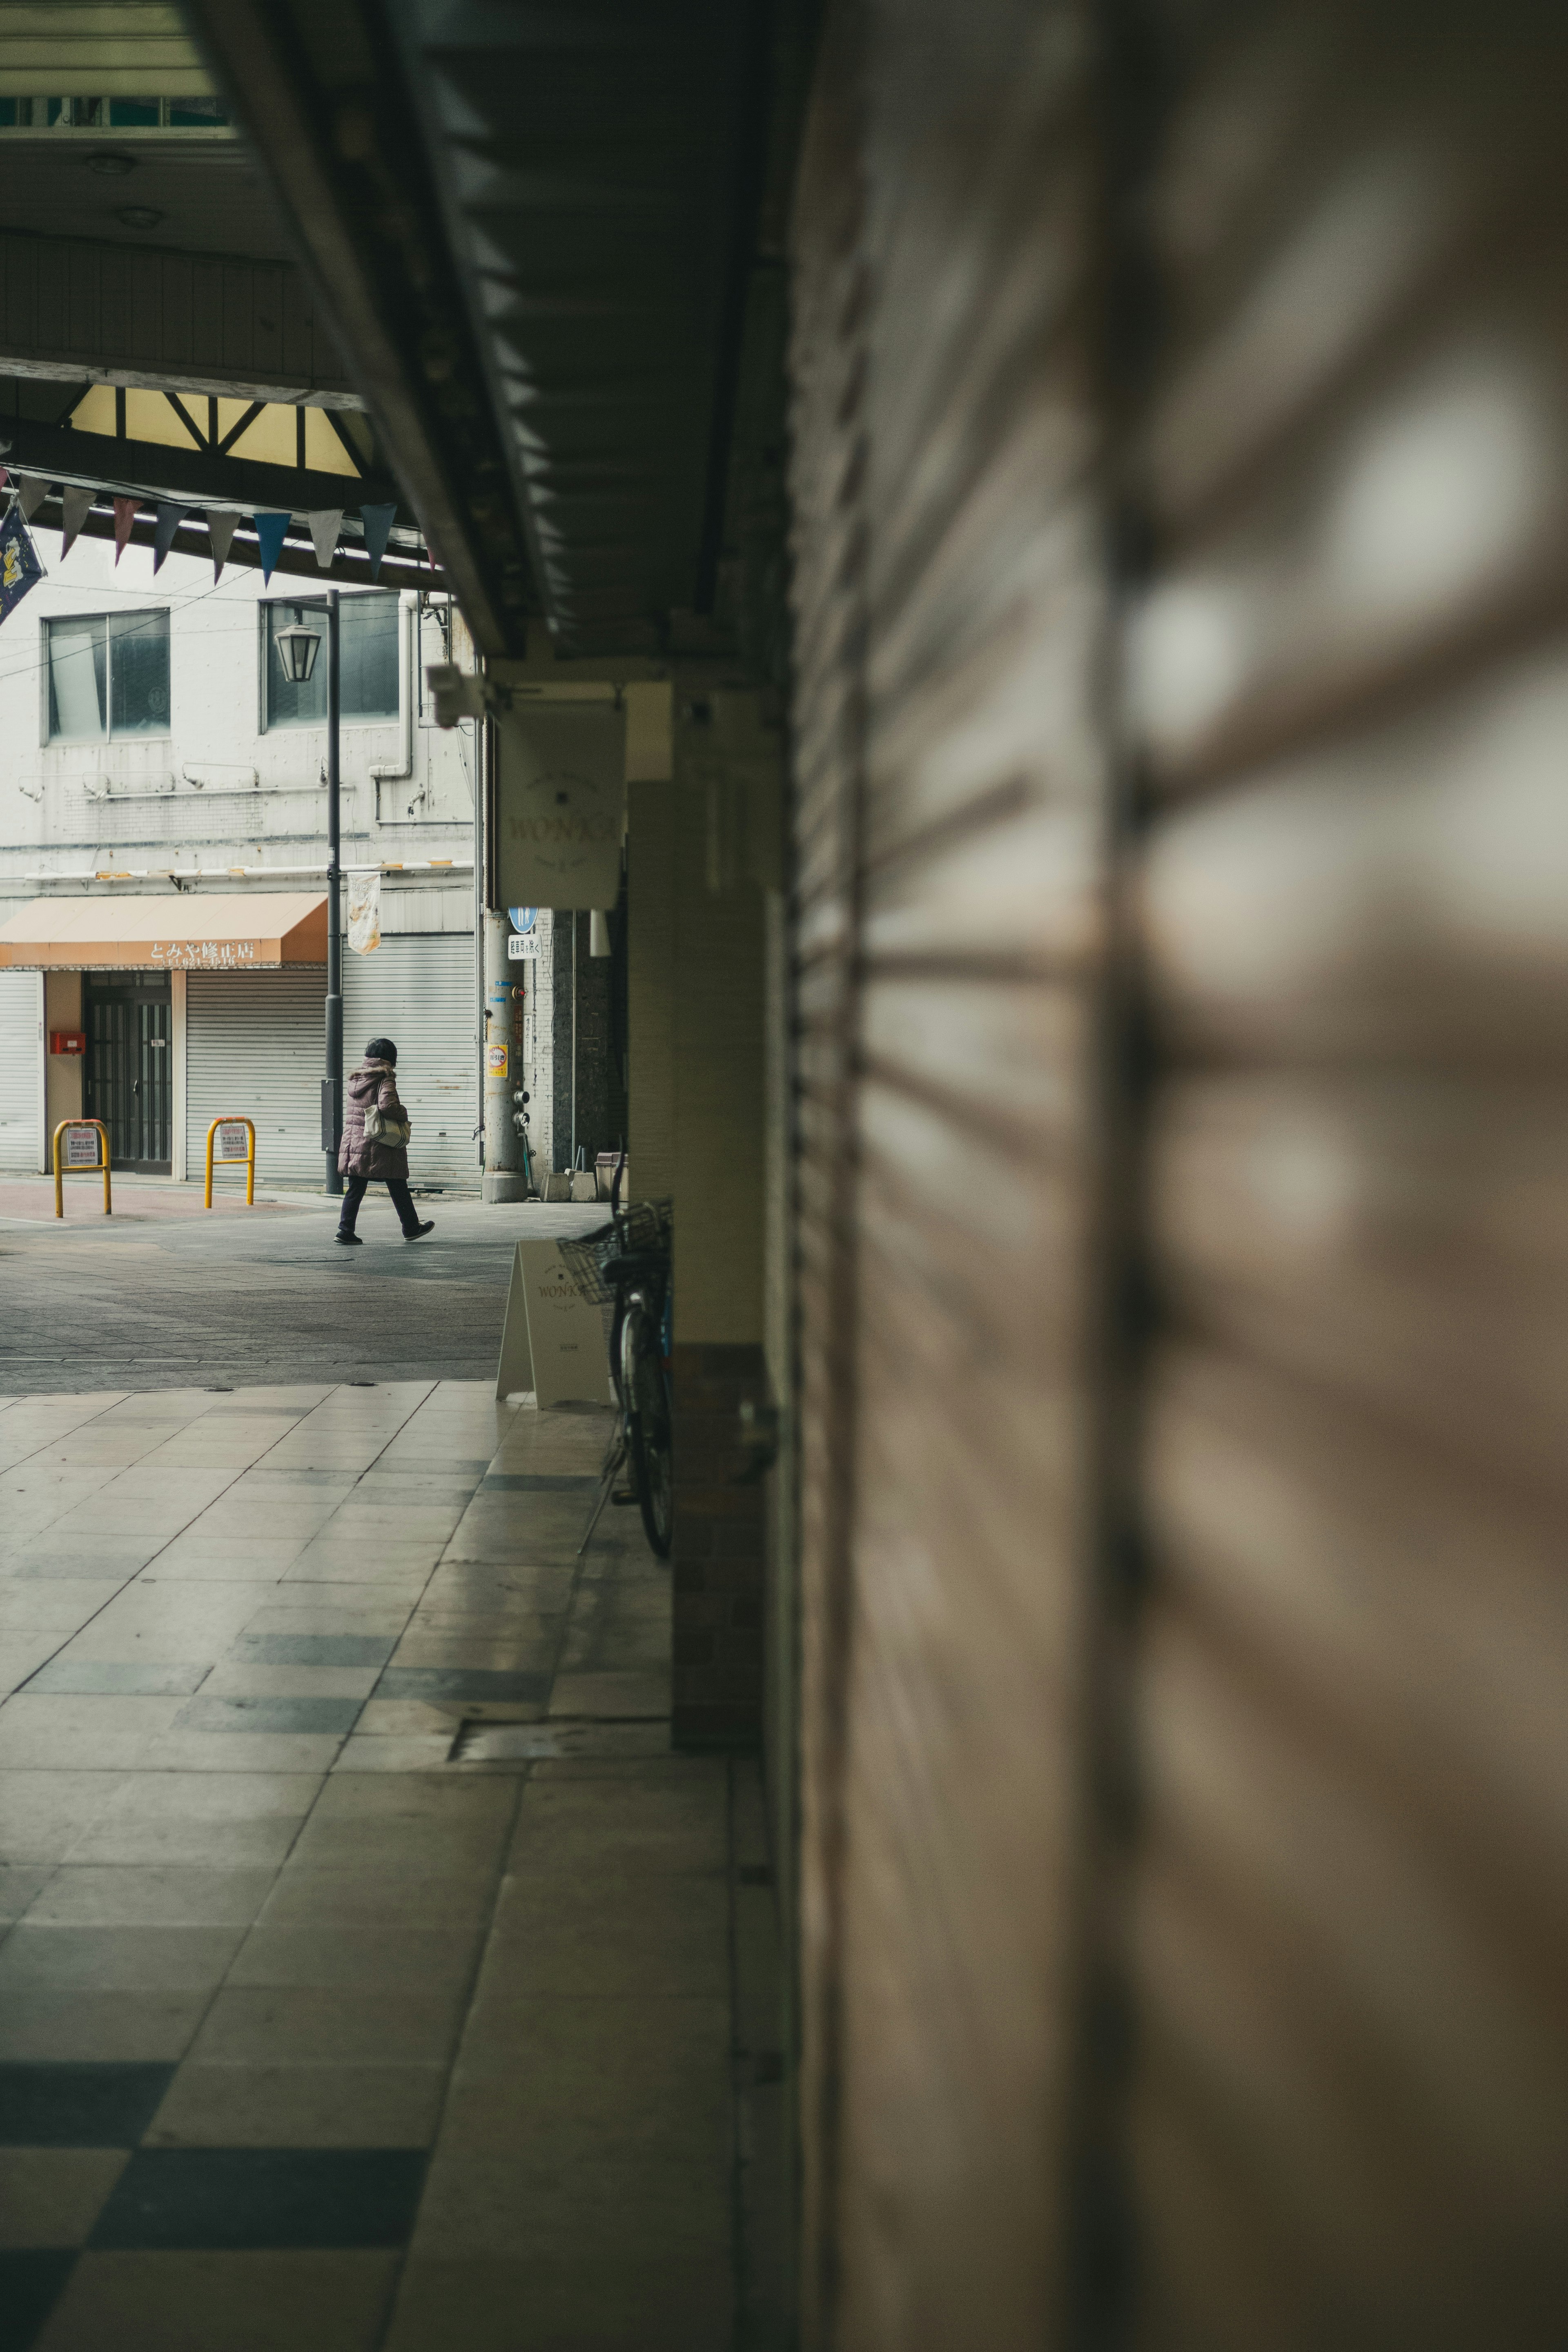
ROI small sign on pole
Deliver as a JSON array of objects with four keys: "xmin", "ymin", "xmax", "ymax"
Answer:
[
  {"xmin": 205, "ymin": 1116, "xmax": 256, "ymax": 1207},
  {"xmin": 53, "ymin": 1120, "xmax": 110, "ymax": 1218}
]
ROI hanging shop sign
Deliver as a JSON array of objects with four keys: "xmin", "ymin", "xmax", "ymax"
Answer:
[
  {"xmin": 347, "ymin": 872, "xmax": 381, "ymax": 956},
  {"xmin": 0, "ymin": 504, "xmax": 44, "ymax": 626},
  {"xmin": 495, "ymin": 705, "xmax": 625, "ymax": 911}
]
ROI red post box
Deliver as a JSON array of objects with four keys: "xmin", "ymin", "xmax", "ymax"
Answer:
[{"xmin": 49, "ymin": 1032, "xmax": 86, "ymax": 1056}]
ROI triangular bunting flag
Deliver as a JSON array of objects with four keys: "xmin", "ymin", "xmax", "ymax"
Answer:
[
  {"xmin": 18, "ymin": 474, "xmax": 49, "ymax": 523},
  {"xmin": 254, "ymin": 512, "xmax": 290, "ymax": 584},
  {"xmin": 360, "ymin": 501, "xmax": 396, "ymax": 582},
  {"xmin": 60, "ymin": 485, "xmax": 94, "ymax": 559},
  {"xmin": 207, "ymin": 510, "xmax": 239, "ymax": 583},
  {"xmin": 309, "ymin": 508, "xmax": 343, "ymax": 570},
  {"xmin": 152, "ymin": 501, "xmax": 183, "ymax": 574},
  {"xmin": 113, "ymin": 495, "xmax": 139, "ymax": 564}
]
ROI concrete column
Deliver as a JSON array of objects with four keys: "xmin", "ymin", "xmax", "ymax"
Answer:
[{"xmin": 481, "ymin": 908, "xmax": 530, "ymax": 1203}]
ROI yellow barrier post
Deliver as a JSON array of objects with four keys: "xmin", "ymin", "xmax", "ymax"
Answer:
[
  {"xmin": 205, "ymin": 1117, "xmax": 256, "ymax": 1207},
  {"xmin": 52, "ymin": 1120, "xmax": 111, "ymax": 1218}
]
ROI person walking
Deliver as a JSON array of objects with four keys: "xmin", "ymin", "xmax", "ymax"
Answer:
[{"xmin": 335, "ymin": 1037, "xmax": 434, "ymax": 1245}]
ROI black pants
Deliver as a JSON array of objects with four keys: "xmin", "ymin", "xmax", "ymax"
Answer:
[{"xmin": 338, "ymin": 1174, "xmax": 420, "ymax": 1236}]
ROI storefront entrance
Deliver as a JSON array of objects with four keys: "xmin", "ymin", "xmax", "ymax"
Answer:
[{"xmin": 85, "ymin": 975, "xmax": 172, "ymax": 1173}]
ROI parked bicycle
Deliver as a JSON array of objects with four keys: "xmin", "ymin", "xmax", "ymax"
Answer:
[{"xmin": 559, "ymin": 1169, "xmax": 674, "ymax": 1559}]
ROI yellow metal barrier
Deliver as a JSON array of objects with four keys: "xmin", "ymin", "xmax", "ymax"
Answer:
[
  {"xmin": 205, "ymin": 1116, "xmax": 256, "ymax": 1207},
  {"xmin": 53, "ymin": 1119, "xmax": 111, "ymax": 1219}
]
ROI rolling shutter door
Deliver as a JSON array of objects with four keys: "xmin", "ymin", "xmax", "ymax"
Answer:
[
  {"xmin": 186, "ymin": 969, "xmax": 325, "ymax": 1184},
  {"xmin": 343, "ymin": 932, "xmax": 476, "ymax": 1188},
  {"xmin": 0, "ymin": 971, "xmax": 42, "ymax": 1172},
  {"xmin": 790, "ymin": 1, "xmax": 1567, "ymax": 2346},
  {"xmin": 1127, "ymin": 7, "xmax": 1568, "ymax": 2347},
  {"xmin": 789, "ymin": 3, "xmax": 1111, "ymax": 2340}
]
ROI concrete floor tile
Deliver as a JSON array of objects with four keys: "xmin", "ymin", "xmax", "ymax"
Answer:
[
  {"xmin": 232, "ymin": 1625, "xmax": 402, "ymax": 1659},
  {"xmin": 0, "ymin": 1772, "xmax": 126, "ymax": 1864},
  {"xmin": 0, "ymin": 1863, "xmax": 55, "ymax": 1921},
  {"xmin": 23, "ymin": 1661, "xmax": 209, "ymax": 1697},
  {"xmin": 258, "ymin": 1867, "xmax": 494, "ymax": 1930},
  {"xmin": 138, "ymin": 1731, "xmax": 347, "ymax": 1776},
  {"xmin": 560, "ymin": 1617, "xmax": 671, "ymax": 1670},
  {"xmin": 309, "ymin": 1772, "xmax": 514, "ymax": 1829},
  {"xmin": 79, "ymin": 1771, "xmax": 321, "ymax": 1827},
  {"xmin": 406, "ymin": 2152, "xmax": 733, "ymax": 2277},
  {"xmin": 27, "ymin": 1868, "xmax": 276, "ymax": 1928},
  {"xmin": 0, "ymin": 1633, "xmax": 64, "ymax": 1696},
  {"xmin": 352, "ymin": 1701, "xmax": 466, "ymax": 1737},
  {"xmin": 506, "ymin": 1771, "xmax": 727, "ymax": 1874},
  {"xmin": 172, "ymin": 1695, "xmax": 363, "ymax": 1737},
  {"xmin": 0, "ymin": 1584, "xmax": 126, "ymax": 1632},
  {"xmin": 330, "ymin": 1736, "xmax": 466, "ymax": 1773},
  {"xmin": 281, "ymin": 1554, "xmax": 443, "ymax": 1585},
  {"xmin": 0, "ymin": 1696, "xmax": 187, "ymax": 1771},
  {"xmin": 0, "ymin": 2147, "xmax": 129, "ymax": 2247},
  {"xmin": 34, "ymin": 2249, "xmax": 399, "ymax": 2352},
  {"xmin": 0, "ymin": 1924, "xmax": 246, "ymax": 1993},
  {"xmin": 226, "ymin": 1923, "xmax": 477, "ymax": 1994},
  {"xmin": 203, "ymin": 1663, "xmax": 380, "ymax": 1700},
  {"xmin": 443, "ymin": 1996, "xmax": 731, "ymax": 2160},
  {"xmin": 67, "ymin": 1817, "xmax": 305, "ymax": 1870},
  {"xmin": 548, "ymin": 1669, "xmax": 670, "ymax": 1719},
  {"xmin": 145, "ymin": 2062, "xmax": 446, "ymax": 2149},
  {"xmin": 480, "ymin": 1875, "xmax": 729, "ymax": 2001},
  {"xmin": 148, "ymin": 1550, "xmax": 305, "ymax": 1583},
  {"xmin": 0, "ymin": 1990, "xmax": 207, "ymax": 2062},
  {"xmin": 9, "ymin": 1546, "xmax": 163, "ymax": 1581},
  {"xmin": 58, "ymin": 1584, "xmax": 282, "ymax": 1663},
  {"xmin": 191, "ymin": 1986, "xmax": 465, "ymax": 2066}
]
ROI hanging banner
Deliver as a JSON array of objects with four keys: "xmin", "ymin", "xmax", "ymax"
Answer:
[
  {"xmin": 309, "ymin": 508, "xmax": 342, "ymax": 570},
  {"xmin": 360, "ymin": 501, "xmax": 396, "ymax": 581},
  {"xmin": 151, "ymin": 501, "xmax": 183, "ymax": 574},
  {"xmin": 347, "ymin": 871, "xmax": 381, "ymax": 956},
  {"xmin": 0, "ymin": 505, "xmax": 44, "ymax": 625},
  {"xmin": 254, "ymin": 512, "xmax": 289, "ymax": 584},
  {"xmin": 112, "ymin": 495, "xmax": 139, "ymax": 564},
  {"xmin": 60, "ymin": 485, "xmax": 94, "ymax": 559},
  {"xmin": 494, "ymin": 704, "xmax": 626, "ymax": 911},
  {"xmin": 207, "ymin": 510, "xmax": 239, "ymax": 583}
]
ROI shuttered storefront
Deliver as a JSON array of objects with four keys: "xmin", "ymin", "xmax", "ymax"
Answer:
[
  {"xmin": 0, "ymin": 971, "xmax": 41, "ymax": 1172},
  {"xmin": 186, "ymin": 968, "xmax": 327, "ymax": 1185},
  {"xmin": 343, "ymin": 932, "xmax": 477, "ymax": 1189},
  {"xmin": 187, "ymin": 935, "xmax": 477, "ymax": 1192},
  {"xmin": 787, "ymin": 2, "xmax": 1568, "ymax": 2347}
]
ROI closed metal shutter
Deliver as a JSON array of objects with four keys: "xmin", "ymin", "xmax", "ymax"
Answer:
[
  {"xmin": 788, "ymin": 3, "xmax": 1568, "ymax": 2348},
  {"xmin": 1127, "ymin": 7, "xmax": 1568, "ymax": 2348},
  {"xmin": 788, "ymin": 4, "xmax": 1107, "ymax": 2340},
  {"xmin": 344, "ymin": 931, "xmax": 476, "ymax": 1188},
  {"xmin": 0, "ymin": 971, "xmax": 42, "ymax": 1172},
  {"xmin": 186, "ymin": 968, "xmax": 326, "ymax": 1185}
]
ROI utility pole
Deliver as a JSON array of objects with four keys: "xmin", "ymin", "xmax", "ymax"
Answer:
[{"xmin": 324, "ymin": 588, "xmax": 343, "ymax": 1194}]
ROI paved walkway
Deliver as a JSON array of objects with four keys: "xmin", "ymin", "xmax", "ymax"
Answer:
[
  {"xmin": 0, "ymin": 1197, "xmax": 606, "ymax": 1393},
  {"xmin": 0, "ymin": 1379, "xmax": 764, "ymax": 2350}
]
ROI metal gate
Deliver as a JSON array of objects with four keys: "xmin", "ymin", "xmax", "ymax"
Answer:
[
  {"xmin": 85, "ymin": 980, "xmax": 172, "ymax": 1172},
  {"xmin": 0, "ymin": 970, "xmax": 41, "ymax": 1172},
  {"xmin": 343, "ymin": 931, "xmax": 476, "ymax": 1188},
  {"xmin": 186, "ymin": 968, "xmax": 326, "ymax": 1184}
]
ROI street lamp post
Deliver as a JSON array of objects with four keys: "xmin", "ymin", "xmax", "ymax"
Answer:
[
  {"xmin": 273, "ymin": 595, "xmax": 342, "ymax": 1194},
  {"xmin": 324, "ymin": 590, "xmax": 342, "ymax": 1195}
]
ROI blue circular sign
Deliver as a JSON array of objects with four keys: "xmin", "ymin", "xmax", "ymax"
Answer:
[{"xmin": 508, "ymin": 907, "xmax": 538, "ymax": 934}]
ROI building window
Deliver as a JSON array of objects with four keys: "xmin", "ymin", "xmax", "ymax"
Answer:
[
  {"xmin": 0, "ymin": 96, "xmax": 229, "ymax": 130},
  {"xmin": 262, "ymin": 596, "xmax": 400, "ymax": 729},
  {"xmin": 45, "ymin": 610, "xmax": 171, "ymax": 740}
]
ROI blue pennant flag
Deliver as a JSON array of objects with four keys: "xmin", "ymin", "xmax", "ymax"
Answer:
[
  {"xmin": 254, "ymin": 511, "xmax": 290, "ymax": 584},
  {"xmin": 152, "ymin": 501, "xmax": 183, "ymax": 574},
  {"xmin": 0, "ymin": 502, "xmax": 44, "ymax": 625},
  {"xmin": 360, "ymin": 501, "xmax": 396, "ymax": 581}
]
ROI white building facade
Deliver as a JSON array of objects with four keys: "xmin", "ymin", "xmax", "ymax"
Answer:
[{"xmin": 0, "ymin": 525, "xmax": 522, "ymax": 1192}]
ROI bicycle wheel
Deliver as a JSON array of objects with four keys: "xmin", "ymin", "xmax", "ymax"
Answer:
[{"xmin": 621, "ymin": 1302, "xmax": 674, "ymax": 1559}]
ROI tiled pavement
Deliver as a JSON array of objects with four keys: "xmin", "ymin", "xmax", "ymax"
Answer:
[{"xmin": 0, "ymin": 1380, "xmax": 768, "ymax": 2351}]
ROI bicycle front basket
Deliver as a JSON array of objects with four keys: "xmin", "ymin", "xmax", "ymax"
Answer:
[{"xmin": 557, "ymin": 1223, "xmax": 618, "ymax": 1307}]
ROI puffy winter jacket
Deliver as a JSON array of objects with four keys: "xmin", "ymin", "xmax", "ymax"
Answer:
[{"xmin": 337, "ymin": 1059, "xmax": 411, "ymax": 1180}]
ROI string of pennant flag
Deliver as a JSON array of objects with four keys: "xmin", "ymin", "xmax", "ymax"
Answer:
[{"xmin": 5, "ymin": 472, "xmax": 401, "ymax": 585}]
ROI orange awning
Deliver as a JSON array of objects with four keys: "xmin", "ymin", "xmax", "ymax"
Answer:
[{"xmin": 0, "ymin": 894, "xmax": 328, "ymax": 971}]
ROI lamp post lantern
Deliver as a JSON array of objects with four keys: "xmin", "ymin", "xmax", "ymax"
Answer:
[{"xmin": 273, "ymin": 595, "xmax": 341, "ymax": 1194}]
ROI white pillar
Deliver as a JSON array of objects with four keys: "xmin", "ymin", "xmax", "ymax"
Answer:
[{"xmin": 170, "ymin": 969, "xmax": 187, "ymax": 1181}]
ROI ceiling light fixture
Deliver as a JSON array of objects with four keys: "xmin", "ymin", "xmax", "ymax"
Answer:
[
  {"xmin": 88, "ymin": 151, "xmax": 136, "ymax": 176},
  {"xmin": 114, "ymin": 205, "xmax": 164, "ymax": 230}
]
